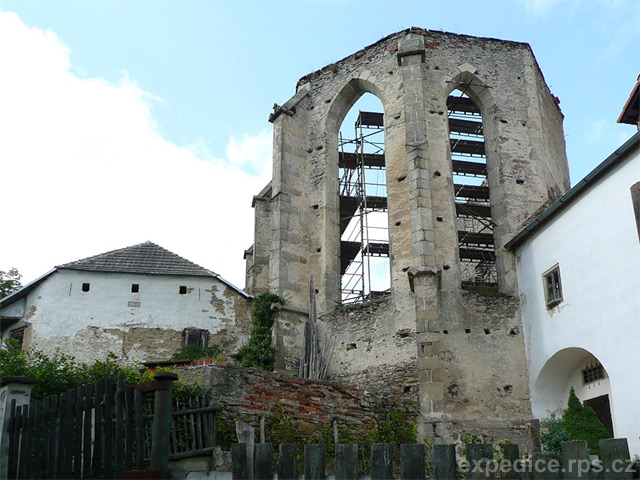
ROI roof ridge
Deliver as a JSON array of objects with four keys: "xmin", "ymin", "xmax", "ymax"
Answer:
[{"xmin": 56, "ymin": 241, "xmax": 219, "ymax": 277}]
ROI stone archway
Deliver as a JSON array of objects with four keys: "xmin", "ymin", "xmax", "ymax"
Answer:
[{"xmin": 533, "ymin": 347, "xmax": 614, "ymax": 435}]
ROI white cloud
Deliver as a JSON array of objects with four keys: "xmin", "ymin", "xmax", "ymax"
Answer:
[
  {"xmin": 0, "ymin": 10, "xmax": 271, "ymax": 288},
  {"xmin": 586, "ymin": 119, "xmax": 630, "ymax": 146}
]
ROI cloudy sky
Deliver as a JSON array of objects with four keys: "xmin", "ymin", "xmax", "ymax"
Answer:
[{"xmin": 0, "ymin": 0, "xmax": 637, "ymax": 287}]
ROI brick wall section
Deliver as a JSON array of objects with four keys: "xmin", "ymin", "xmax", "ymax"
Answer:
[{"xmin": 178, "ymin": 362, "xmax": 420, "ymax": 440}]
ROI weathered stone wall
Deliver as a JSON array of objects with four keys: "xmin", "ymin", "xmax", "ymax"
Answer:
[
  {"xmin": 246, "ymin": 27, "xmax": 569, "ymax": 443},
  {"xmin": 438, "ymin": 291, "xmax": 531, "ymax": 441},
  {"xmin": 320, "ymin": 297, "xmax": 418, "ymax": 397},
  {"xmin": 179, "ymin": 362, "xmax": 420, "ymax": 442}
]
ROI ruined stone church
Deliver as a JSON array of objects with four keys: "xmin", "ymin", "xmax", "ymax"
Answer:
[{"xmin": 244, "ymin": 28, "xmax": 571, "ymax": 442}]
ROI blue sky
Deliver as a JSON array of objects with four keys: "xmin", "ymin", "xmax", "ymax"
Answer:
[{"xmin": 0, "ymin": 0, "xmax": 638, "ymax": 287}]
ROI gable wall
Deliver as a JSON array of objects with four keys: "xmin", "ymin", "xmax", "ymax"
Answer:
[{"xmin": 2, "ymin": 269, "xmax": 252, "ymax": 364}]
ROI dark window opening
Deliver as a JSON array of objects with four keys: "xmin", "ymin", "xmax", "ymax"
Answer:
[
  {"xmin": 10, "ymin": 327, "xmax": 25, "ymax": 349},
  {"xmin": 582, "ymin": 362, "xmax": 605, "ymax": 385},
  {"xmin": 179, "ymin": 285, "xmax": 187, "ymax": 295},
  {"xmin": 543, "ymin": 265, "xmax": 563, "ymax": 308},
  {"xmin": 131, "ymin": 284, "xmax": 139, "ymax": 293},
  {"xmin": 82, "ymin": 283, "xmax": 90, "ymax": 292},
  {"xmin": 448, "ymin": 89, "xmax": 497, "ymax": 289},
  {"xmin": 183, "ymin": 328, "xmax": 209, "ymax": 350},
  {"xmin": 338, "ymin": 96, "xmax": 390, "ymax": 304}
]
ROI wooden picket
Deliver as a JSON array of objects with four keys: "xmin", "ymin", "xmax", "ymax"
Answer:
[
  {"xmin": 6, "ymin": 374, "xmax": 216, "ymax": 479},
  {"xmin": 231, "ymin": 439, "xmax": 640, "ymax": 480}
]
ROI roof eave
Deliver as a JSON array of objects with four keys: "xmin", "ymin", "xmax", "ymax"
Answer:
[{"xmin": 505, "ymin": 131, "xmax": 640, "ymax": 251}]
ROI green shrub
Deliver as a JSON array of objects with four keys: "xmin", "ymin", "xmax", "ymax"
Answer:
[
  {"xmin": 563, "ymin": 387, "xmax": 610, "ymax": 455},
  {"xmin": 0, "ymin": 339, "xmax": 207, "ymax": 400},
  {"xmin": 232, "ymin": 291, "xmax": 284, "ymax": 370},
  {"xmin": 171, "ymin": 344, "xmax": 222, "ymax": 361},
  {"xmin": 370, "ymin": 410, "xmax": 418, "ymax": 445},
  {"xmin": 541, "ymin": 413, "xmax": 570, "ymax": 460}
]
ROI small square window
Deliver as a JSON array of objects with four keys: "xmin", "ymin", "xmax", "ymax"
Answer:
[
  {"xmin": 131, "ymin": 284, "xmax": 139, "ymax": 293},
  {"xmin": 582, "ymin": 362, "xmax": 605, "ymax": 385},
  {"xmin": 82, "ymin": 283, "xmax": 91, "ymax": 292},
  {"xmin": 179, "ymin": 285, "xmax": 187, "ymax": 295},
  {"xmin": 542, "ymin": 265, "xmax": 562, "ymax": 309},
  {"xmin": 184, "ymin": 328, "xmax": 209, "ymax": 349},
  {"xmin": 10, "ymin": 327, "xmax": 25, "ymax": 349}
]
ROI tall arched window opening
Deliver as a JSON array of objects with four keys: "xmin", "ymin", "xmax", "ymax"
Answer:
[
  {"xmin": 448, "ymin": 89, "xmax": 497, "ymax": 288},
  {"xmin": 338, "ymin": 94, "xmax": 389, "ymax": 303}
]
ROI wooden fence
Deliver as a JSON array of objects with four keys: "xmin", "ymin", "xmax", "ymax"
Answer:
[
  {"xmin": 231, "ymin": 438, "xmax": 639, "ymax": 480},
  {"xmin": 6, "ymin": 373, "xmax": 216, "ymax": 479}
]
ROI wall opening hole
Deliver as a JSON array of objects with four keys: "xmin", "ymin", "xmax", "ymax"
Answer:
[
  {"xmin": 397, "ymin": 175, "xmax": 406, "ymax": 182},
  {"xmin": 516, "ymin": 179, "xmax": 525, "ymax": 184},
  {"xmin": 312, "ymin": 204, "xmax": 319, "ymax": 209},
  {"xmin": 81, "ymin": 283, "xmax": 90, "ymax": 292},
  {"xmin": 436, "ymin": 217, "xmax": 443, "ymax": 222},
  {"xmin": 131, "ymin": 284, "xmax": 139, "ymax": 293},
  {"xmin": 316, "ymin": 248, "xmax": 322, "ymax": 253},
  {"xmin": 403, "ymin": 385, "xmax": 412, "ymax": 393},
  {"xmin": 484, "ymin": 328, "xmax": 491, "ymax": 335},
  {"xmin": 443, "ymin": 330, "xmax": 449, "ymax": 335},
  {"xmin": 395, "ymin": 221, "xmax": 401, "ymax": 226},
  {"xmin": 464, "ymin": 328, "xmax": 471, "ymax": 334},
  {"xmin": 179, "ymin": 286, "xmax": 187, "ymax": 295}
]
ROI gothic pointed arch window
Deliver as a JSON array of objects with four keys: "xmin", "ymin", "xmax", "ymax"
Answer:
[
  {"xmin": 338, "ymin": 94, "xmax": 390, "ymax": 303},
  {"xmin": 447, "ymin": 88, "xmax": 497, "ymax": 288}
]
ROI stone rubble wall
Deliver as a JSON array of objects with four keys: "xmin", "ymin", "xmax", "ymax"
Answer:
[{"xmin": 178, "ymin": 362, "xmax": 419, "ymax": 443}]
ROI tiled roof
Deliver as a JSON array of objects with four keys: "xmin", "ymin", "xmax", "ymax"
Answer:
[{"xmin": 56, "ymin": 241, "xmax": 218, "ymax": 277}]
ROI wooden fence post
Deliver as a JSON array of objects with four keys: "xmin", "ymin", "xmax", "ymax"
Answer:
[
  {"xmin": 562, "ymin": 440, "xmax": 589, "ymax": 480},
  {"xmin": 254, "ymin": 443, "xmax": 273, "ymax": 480},
  {"xmin": 232, "ymin": 443, "xmax": 248, "ymax": 480},
  {"xmin": 304, "ymin": 444, "xmax": 326, "ymax": 480},
  {"xmin": 501, "ymin": 443, "xmax": 521, "ymax": 480},
  {"xmin": 532, "ymin": 452, "xmax": 561, "ymax": 480},
  {"xmin": 401, "ymin": 444, "xmax": 425, "ymax": 480},
  {"xmin": 335, "ymin": 444, "xmax": 358, "ymax": 480},
  {"xmin": 278, "ymin": 443, "xmax": 297, "ymax": 480},
  {"xmin": 433, "ymin": 443, "xmax": 457, "ymax": 480},
  {"xmin": 600, "ymin": 438, "xmax": 632, "ymax": 480},
  {"xmin": 149, "ymin": 372, "xmax": 178, "ymax": 478},
  {"xmin": 371, "ymin": 443, "xmax": 393, "ymax": 480},
  {"xmin": 467, "ymin": 443, "xmax": 494, "ymax": 480},
  {"xmin": 0, "ymin": 376, "xmax": 34, "ymax": 479}
]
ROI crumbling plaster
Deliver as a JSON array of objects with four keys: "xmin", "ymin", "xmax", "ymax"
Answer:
[{"xmin": 2, "ymin": 269, "xmax": 252, "ymax": 364}]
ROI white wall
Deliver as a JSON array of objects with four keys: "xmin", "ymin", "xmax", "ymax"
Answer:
[
  {"xmin": 1, "ymin": 269, "xmax": 251, "ymax": 364},
  {"xmin": 516, "ymin": 144, "xmax": 640, "ymax": 455}
]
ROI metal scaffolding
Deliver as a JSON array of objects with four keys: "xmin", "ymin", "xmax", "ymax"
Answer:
[
  {"xmin": 448, "ymin": 89, "xmax": 497, "ymax": 287},
  {"xmin": 338, "ymin": 111, "xmax": 390, "ymax": 304}
]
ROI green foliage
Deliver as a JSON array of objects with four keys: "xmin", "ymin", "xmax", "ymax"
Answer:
[
  {"xmin": 266, "ymin": 405, "xmax": 296, "ymax": 445},
  {"xmin": 541, "ymin": 413, "xmax": 570, "ymax": 460},
  {"xmin": 0, "ymin": 339, "xmax": 207, "ymax": 400},
  {"xmin": 369, "ymin": 410, "xmax": 418, "ymax": 445},
  {"xmin": 563, "ymin": 387, "xmax": 611, "ymax": 454},
  {"xmin": 171, "ymin": 344, "xmax": 222, "ymax": 361},
  {"xmin": 232, "ymin": 291, "xmax": 284, "ymax": 370},
  {"xmin": 0, "ymin": 267, "xmax": 22, "ymax": 299}
]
